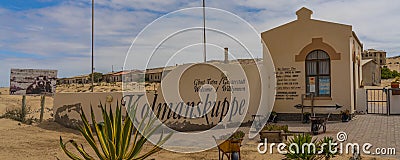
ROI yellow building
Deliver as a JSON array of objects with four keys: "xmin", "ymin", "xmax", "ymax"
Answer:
[
  {"xmin": 57, "ymin": 74, "xmax": 90, "ymax": 84},
  {"xmin": 262, "ymin": 7, "xmax": 363, "ymax": 118},
  {"xmin": 145, "ymin": 66, "xmax": 176, "ymax": 83},
  {"xmin": 362, "ymin": 49, "xmax": 386, "ymax": 66}
]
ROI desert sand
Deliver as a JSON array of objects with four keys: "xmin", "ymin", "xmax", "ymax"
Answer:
[{"xmin": 0, "ymin": 87, "xmax": 396, "ymax": 160}]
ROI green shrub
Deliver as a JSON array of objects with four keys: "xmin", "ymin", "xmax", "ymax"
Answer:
[
  {"xmin": 220, "ymin": 130, "xmax": 245, "ymax": 140},
  {"xmin": 285, "ymin": 135, "xmax": 338, "ymax": 160},
  {"xmin": 230, "ymin": 130, "xmax": 245, "ymax": 140},
  {"xmin": 381, "ymin": 67, "xmax": 400, "ymax": 79},
  {"xmin": 262, "ymin": 124, "xmax": 289, "ymax": 133},
  {"xmin": 0, "ymin": 107, "xmax": 35, "ymax": 124},
  {"xmin": 318, "ymin": 137, "xmax": 339, "ymax": 160}
]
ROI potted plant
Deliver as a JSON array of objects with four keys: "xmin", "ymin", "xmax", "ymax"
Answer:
[
  {"xmin": 392, "ymin": 77, "xmax": 400, "ymax": 95},
  {"xmin": 268, "ymin": 111, "xmax": 278, "ymax": 123},
  {"xmin": 219, "ymin": 131, "xmax": 244, "ymax": 143},
  {"xmin": 391, "ymin": 77, "xmax": 400, "ymax": 88},
  {"xmin": 302, "ymin": 112, "xmax": 311, "ymax": 123},
  {"xmin": 340, "ymin": 109, "xmax": 350, "ymax": 122},
  {"xmin": 259, "ymin": 124, "xmax": 289, "ymax": 143},
  {"xmin": 229, "ymin": 130, "xmax": 245, "ymax": 141}
]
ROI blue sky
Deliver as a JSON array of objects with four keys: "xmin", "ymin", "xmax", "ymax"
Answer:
[
  {"xmin": 1, "ymin": 0, "xmax": 400, "ymax": 87},
  {"xmin": 0, "ymin": 0, "xmax": 62, "ymax": 11}
]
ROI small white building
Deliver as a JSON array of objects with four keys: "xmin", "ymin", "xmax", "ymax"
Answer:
[{"xmin": 361, "ymin": 59, "xmax": 381, "ymax": 86}]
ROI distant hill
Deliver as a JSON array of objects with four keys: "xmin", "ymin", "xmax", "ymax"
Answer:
[
  {"xmin": 387, "ymin": 55, "xmax": 400, "ymax": 59},
  {"xmin": 385, "ymin": 55, "xmax": 400, "ymax": 73}
]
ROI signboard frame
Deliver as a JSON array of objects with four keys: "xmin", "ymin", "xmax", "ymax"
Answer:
[{"xmin": 9, "ymin": 68, "xmax": 58, "ymax": 96}]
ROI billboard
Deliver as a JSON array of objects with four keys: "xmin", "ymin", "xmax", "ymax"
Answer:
[{"xmin": 10, "ymin": 69, "xmax": 58, "ymax": 95}]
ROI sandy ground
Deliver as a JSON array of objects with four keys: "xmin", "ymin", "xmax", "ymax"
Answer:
[
  {"xmin": 0, "ymin": 87, "xmax": 396, "ymax": 160},
  {"xmin": 0, "ymin": 88, "xmax": 53, "ymax": 120},
  {"xmin": 380, "ymin": 79, "xmax": 393, "ymax": 88},
  {"xmin": 0, "ymin": 117, "xmax": 394, "ymax": 160}
]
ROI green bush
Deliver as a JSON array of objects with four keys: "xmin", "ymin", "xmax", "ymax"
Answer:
[
  {"xmin": 381, "ymin": 67, "xmax": 400, "ymax": 79},
  {"xmin": 285, "ymin": 135, "xmax": 338, "ymax": 160},
  {"xmin": 88, "ymin": 72, "xmax": 103, "ymax": 82},
  {"xmin": 219, "ymin": 130, "xmax": 245, "ymax": 140},
  {"xmin": 318, "ymin": 137, "xmax": 339, "ymax": 160},
  {"xmin": 262, "ymin": 124, "xmax": 289, "ymax": 133},
  {"xmin": 0, "ymin": 107, "xmax": 35, "ymax": 125}
]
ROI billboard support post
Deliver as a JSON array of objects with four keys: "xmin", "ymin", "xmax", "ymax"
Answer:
[
  {"xmin": 21, "ymin": 95, "xmax": 26, "ymax": 122},
  {"xmin": 40, "ymin": 95, "xmax": 45, "ymax": 122}
]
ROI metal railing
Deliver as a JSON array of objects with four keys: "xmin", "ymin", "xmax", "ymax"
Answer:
[{"xmin": 366, "ymin": 88, "xmax": 389, "ymax": 115}]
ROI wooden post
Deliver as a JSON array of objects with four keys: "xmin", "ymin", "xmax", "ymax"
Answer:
[
  {"xmin": 311, "ymin": 93, "xmax": 314, "ymax": 116},
  {"xmin": 40, "ymin": 95, "xmax": 45, "ymax": 122},
  {"xmin": 301, "ymin": 94, "xmax": 304, "ymax": 122},
  {"xmin": 21, "ymin": 95, "xmax": 26, "ymax": 122}
]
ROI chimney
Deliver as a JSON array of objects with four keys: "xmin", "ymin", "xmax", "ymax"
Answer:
[
  {"xmin": 224, "ymin": 48, "xmax": 229, "ymax": 64},
  {"xmin": 296, "ymin": 7, "xmax": 313, "ymax": 21}
]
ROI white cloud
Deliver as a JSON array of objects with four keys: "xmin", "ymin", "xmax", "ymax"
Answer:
[
  {"xmin": 300, "ymin": 0, "xmax": 400, "ymax": 56},
  {"xmin": 1, "ymin": 0, "xmax": 400, "ymax": 87}
]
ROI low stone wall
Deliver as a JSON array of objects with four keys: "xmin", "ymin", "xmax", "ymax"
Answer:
[
  {"xmin": 53, "ymin": 92, "xmax": 124, "ymax": 129},
  {"xmin": 276, "ymin": 113, "xmax": 343, "ymax": 121},
  {"xmin": 53, "ymin": 92, "xmax": 257, "ymax": 131}
]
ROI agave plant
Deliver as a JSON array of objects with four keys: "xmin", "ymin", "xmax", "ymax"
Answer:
[
  {"xmin": 317, "ymin": 137, "xmax": 338, "ymax": 160},
  {"xmin": 60, "ymin": 101, "xmax": 172, "ymax": 160},
  {"xmin": 285, "ymin": 134, "xmax": 318, "ymax": 160}
]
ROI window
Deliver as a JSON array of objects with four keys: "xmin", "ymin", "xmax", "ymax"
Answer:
[{"xmin": 306, "ymin": 50, "xmax": 331, "ymax": 97}]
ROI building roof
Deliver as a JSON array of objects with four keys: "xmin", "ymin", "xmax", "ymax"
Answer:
[
  {"xmin": 388, "ymin": 55, "xmax": 400, "ymax": 59},
  {"xmin": 365, "ymin": 49, "xmax": 386, "ymax": 53},
  {"xmin": 112, "ymin": 71, "xmax": 129, "ymax": 76},
  {"xmin": 361, "ymin": 59, "xmax": 376, "ymax": 66},
  {"xmin": 58, "ymin": 74, "xmax": 89, "ymax": 80},
  {"xmin": 261, "ymin": 7, "xmax": 362, "ymax": 39},
  {"xmin": 70, "ymin": 74, "xmax": 90, "ymax": 79},
  {"xmin": 146, "ymin": 66, "xmax": 176, "ymax": 74},
  {"xmin": 296, "ymin": 7, "xmax": 313, "ymax": 20},
  {"xmin": 104, "ymin": 70, "xmax": 144, "ymax": 76}
]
